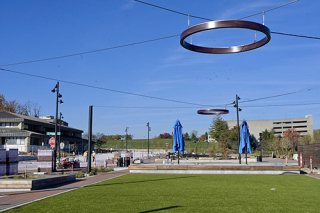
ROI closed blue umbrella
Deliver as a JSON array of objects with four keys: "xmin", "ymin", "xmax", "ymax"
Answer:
[
  {"xmin": 239, "ymin": 120, "xmax": 252, "ymax": 164},
  {"xmin": 173, "ymin": 120, "xmax": 185, "ymax": 164}
]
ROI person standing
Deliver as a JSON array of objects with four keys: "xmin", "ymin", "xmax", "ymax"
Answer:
[
  {"xmin": 84, "ymin": 151, "xmax": 88, "ymax": 162},
  {"xmin": 92, "ymin": 151, "xmax": 96, "ymax": 162}
]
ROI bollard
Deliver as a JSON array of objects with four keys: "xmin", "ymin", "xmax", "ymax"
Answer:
[
  {"xmin": 285, "ymin": 156, "xmax": 288, "ymax": 164},
  {"xmin": 94, "ymin": 159, "xmax": 96, "ymax": 168},
  {"xmin": 300, "ymin": 152, "xmax": 303, "ymax": 167},
  {"xmin": 104, "ymin": 160, "xmax": 107, "ymax": 168}
]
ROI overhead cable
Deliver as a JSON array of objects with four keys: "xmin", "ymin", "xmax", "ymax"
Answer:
[
  {"xmin": 239, "ymin": 87, "xmax": 320, "ymax": 104},
  {"xmin": 1, "ymin": 1, "xmax": 318, "ymax": 68},
  {"xmin": 134, "ymin": 0, "xmax": 212, "ymax": 21},
  {"xmin": 0, "ymin": 67, "xmax": 214, "ymax": 107},
  {"xmin": 1, "ymin": 67, "xmax": 319, "ymax": 108},
  {"xmin": 237, "ymin": 0, "xmax": 299, "ymax": 20},
  {"xmin": 95, "ymin": 102, "xmax": 320, "ymax": 109},
  {"xmin": 270, "ymin": 32, "xmax": 320, "ymax": 40},
  {"xmin": 0, "ymin": 34, "xmax": 179, "ymax": 67},
  {"xmin": 135, "ymin": 0, "xmax": 299, "ymax": 21},
  {"xmin": 242, "ymin": 102, "xmax": 320, "ymax": 108}
]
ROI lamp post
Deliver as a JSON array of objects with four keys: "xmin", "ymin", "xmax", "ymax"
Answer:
[
  {"xmin": 233, "ymin": 95, "xmax": 242, "ymax": 164},
  {"xmin": 51, "ymin": 82, "xmax": 63, "ymax": 172},
  {"xmin": 147, "ymin": 122, "xmax": 151, "ymax": 159},
  {"xmin": 87, "ymin": 105, "xmax": 93, "ymax": 173},
  {"xmin": 58, "ymin": 112, "xmax": 64, "ymax": 167},
  {"xmin": 125, "ymin": 127, "xmax": 129, "ymax": 152}
]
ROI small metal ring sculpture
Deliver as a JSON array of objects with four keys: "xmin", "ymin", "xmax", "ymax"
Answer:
[
  {"xmin": 197, "ymin": 109, "xmax": 229, "ymax": 115},
  {"xmin": 180, "ymin": 20, "xmax": 271, "ymax": 54}
]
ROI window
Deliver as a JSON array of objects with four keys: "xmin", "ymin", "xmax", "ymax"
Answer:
[
  {"xmin": 273, "ymin": 122, "xmax": 282, "ymax": 125},
  {"xmin": 1, "ymin": 123, "xmax": 18, "ymax": 128},
  {"xmin": 5, "ymin": 137, "xmax": 25, "ymax": 145},
  {"xmin": 293, "ymin": 121, "xmax": 307, "ymax": 124}
]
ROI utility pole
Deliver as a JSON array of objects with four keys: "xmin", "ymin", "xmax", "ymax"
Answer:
[
  {"xmin": 233, "ymin": 95, "xmax": 242, "ymax": 164},
  {"xmin": 147, "ymin": 122, "xmax": 151, "ymax": 159},
  {"xmin": 87, "ymin": 105, "xmax": 93, "ymax": 173},
  {"xmin": 58, "ymin": 112, "xmax": 63, "ymax": 168},
  {"xmin": 51, "ymin": 82, "xmax": 63, "ymax": 172},
  {"xmin": 125, "ymin": 127, "xmax": 129, "ymax": 152}
]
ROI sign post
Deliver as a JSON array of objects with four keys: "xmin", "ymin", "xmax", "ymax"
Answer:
[{"xmin": 47, "ymin": 132, "xmax": 61, "ymax": 136}]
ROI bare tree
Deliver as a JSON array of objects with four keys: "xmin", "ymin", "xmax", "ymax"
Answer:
[{"xmin": 17, "ymin": 101, "xmax": 42, "ymax": 117}]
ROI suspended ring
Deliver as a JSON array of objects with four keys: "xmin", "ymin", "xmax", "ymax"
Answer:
[
  {"xmin": 197, "ymin": 109, "xmax": 229, "ymax": 115},
  {"xmin": 180, "ymin": 20, "xmax": 271, "ymax": 54}
]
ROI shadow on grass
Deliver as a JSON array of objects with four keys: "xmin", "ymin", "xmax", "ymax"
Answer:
[
  {"xmin": 139, "ymin": 206, "xmax": 181, "ymax": 213},
  {"xmin": 84, "ymin": 176, "xmax": 195, "ymax": 188}
]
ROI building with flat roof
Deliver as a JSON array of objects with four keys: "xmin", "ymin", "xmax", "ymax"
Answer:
[
  {"xmin": 0, "ymin": 111, "xmax": 87, "ymax": 154},
  {"xmin": 226, "ymin": 115, "xmax": 313, "ymax": 140}
]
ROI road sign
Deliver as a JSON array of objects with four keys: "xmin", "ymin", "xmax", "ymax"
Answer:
[
  {"xmin": 60, "ymin": 142, "xmax": 65, "ymax": 149},
  {"xmin": 49, "ymin": 137, "xmax": 55, "ymax": 148},
  {"xmin": 46, "ymin": 132, "xmax": 61, "ymax": 136}
]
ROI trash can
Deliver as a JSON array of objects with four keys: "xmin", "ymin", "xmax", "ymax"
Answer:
[
  {"xmin": 257, "ymin": 156, "xmax": 262, "ymax": 162},
  {"xmin": 117, "ymin": 157, "xmax": 123, "ymax": 167},
  {"xmin": 124, "ymin": 157, "xmax": 130, "ymax": 167}
]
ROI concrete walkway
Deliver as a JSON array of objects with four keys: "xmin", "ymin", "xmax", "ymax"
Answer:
[{"xmin": 0, "ymin": 169, "xmax": 129, "ymax": 212}]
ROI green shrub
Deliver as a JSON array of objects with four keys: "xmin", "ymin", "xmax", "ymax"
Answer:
[
  {"xmin": 98, "ymin": 165, "xmax": 107, "ymax": 172},
  {"xmin": 106, "ymin": 168, "xmax": 114, "ymax": 172},
  {"xmin": 13, "ymin": 175, "xmax": 23, "ymax": 179},
  {"xmin": 76, "ymin": 171, "xmax": 85, "ymax": 178},
  {"xmin": 89, "ymin": 167, "xmax": 98, "ymax": 176}
]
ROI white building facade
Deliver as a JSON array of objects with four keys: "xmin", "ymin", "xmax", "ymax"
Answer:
[{"xmin": 226, "ymin": 115, "xmax": 313, "ymax": 140}]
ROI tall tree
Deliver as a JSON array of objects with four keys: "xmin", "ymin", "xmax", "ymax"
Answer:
[
  {"xmin": 0, "ymin": 94, "xmax": 19, "ymax": 113},
  {"xmin": 300, "ymin": 134, "xmax": 313, "ymax": 145},
  {"xmin": 199, "ymin": 134, "xmax": 207, "ymax": 142},
  {"xmin": 94, "ymin": 132, "xmax": 108, "ymax": 150},
  {"xmin": 313, "ymin": 129, "xmax": 320, "ymax": 143},
  {"xmin": 261, "ymin": 129, "xmax": 275, "ymax": 151},
  {"xmin": 17, "ymin": 101, "xmax": 42, "ymax": 117},
  {"xmin": 125, "ymin": 134, "xmax": 133, "ymax": 140},
  {"xmin": 283, "ymin": 128, "xmax": 299, "ymax": 151},
  {"xmin": 209, "ymin": 115, "xmax": 228, "ymax": 142},
  {"xmin": 183, "ymin": 132, "xmax": 190, "ymax": 140},
  {"xmin": 158, "ymin": 133, "xmax": 172, "ymax": 139},
  {"xmin": 190, "ymin": 130, "xmax": 198, "ymax": 141}
]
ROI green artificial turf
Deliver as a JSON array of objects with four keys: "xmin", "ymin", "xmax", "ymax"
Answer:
[{"xmin": 5, "ymin": 174, "xmax": 320, "ymax": 213}]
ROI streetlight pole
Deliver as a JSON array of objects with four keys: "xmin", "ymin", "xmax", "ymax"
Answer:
[
  {"xmin": 233, "ymin": 95, "xmax": 242, "ymax": 164},
  {"xmin": 125, "ymin": 127, "xmax": 129, "ymax": 152},
  {"xmin": 58, "ymin": 112, "xmax": 64, "ymax": 167},
  {"xmin": 87, "ymin": 105, "xmax": 93, "ymax": 173},
  {"xmin": 51, "ymin": 82, "xmax": 63, "ymax": 172},
  {"xmin": 147, "ymin": 122, "xmax": 151, "ymax": 159}
]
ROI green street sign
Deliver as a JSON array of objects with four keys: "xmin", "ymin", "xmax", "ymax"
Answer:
[{"xmin": 46, "ymin": 132, "xmax": 61, "ymax": 136}]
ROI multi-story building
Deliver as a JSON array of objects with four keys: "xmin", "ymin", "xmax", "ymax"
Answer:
[
  {"xmin": 0, "ymin": 111, "xmax": 87, "ymax": 154},
  {"xmin": 226, "ymin": 115, "xmax": 313, "ymax": 140}
]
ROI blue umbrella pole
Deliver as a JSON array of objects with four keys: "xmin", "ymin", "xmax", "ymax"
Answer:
[
  {"xmin": 245, "ymin": 143, "xmax": 248, "ymax": 165},
  {"xmin": 245, "ymin": 131, "xmax": 247, "ymax": 165},
  {"xmin": 178, "ymin": 151, "xmax": 180, "ymax": 164}
]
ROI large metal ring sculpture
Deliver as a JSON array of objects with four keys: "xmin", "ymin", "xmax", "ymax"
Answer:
[
  {"xmin": 180, "ymin": 20, "xmax": 271, "ymax": 54},
  {"xmin": 197, "ymin": 109, "xmax": 229, "ymax": 115}
]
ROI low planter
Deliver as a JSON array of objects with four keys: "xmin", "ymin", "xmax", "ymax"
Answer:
[{"xmin": 0, "ymin": 175, "xmax": 76, "ymax": 192}]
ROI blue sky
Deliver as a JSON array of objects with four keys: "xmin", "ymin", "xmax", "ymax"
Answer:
[{"xmin": 1, "ymin": 0, "xmax": 319, "ymax": 139}]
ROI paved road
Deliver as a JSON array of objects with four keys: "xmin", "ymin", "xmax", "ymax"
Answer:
[{"xmin": 0, "ymin": 169, "xmax": 129, "ymax": 212}]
